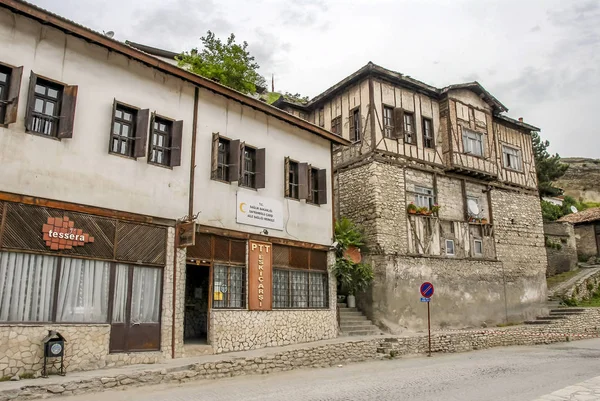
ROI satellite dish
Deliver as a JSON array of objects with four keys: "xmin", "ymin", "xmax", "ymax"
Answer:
[
  {"xmin": 570, "ymin": 206, "xmax": 578, "ymax": 213},
  {"xmin": 467, "ymin": 198, "xmax": 480, "ymax": 216},
  {"xmin": 104, "ymin": 31, "xmax": 114, "ymax": 38}
]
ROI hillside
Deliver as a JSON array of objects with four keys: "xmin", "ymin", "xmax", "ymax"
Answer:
[{"xmin": 554, "ymin": 158, "xmax": 600, "ymax": 203}]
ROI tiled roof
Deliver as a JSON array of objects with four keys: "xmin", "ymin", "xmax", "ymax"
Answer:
[{"xmin": 558, "ymin": 207, "xmax": 600, "ymax": 224}]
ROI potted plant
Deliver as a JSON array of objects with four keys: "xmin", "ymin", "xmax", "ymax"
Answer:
[
  {"xmin": 431, "ymin": 204, "xmax": 440, "ymax": 216},
  {"xmin": 481, "ymin": 218, "xmax": 488, "ymax": 224},
  {"xmin": 333, "ymin": 217, "xmax": 374, "ymax": 309},
  {"xmin": 407, "ymin": 203, "xmax": 418, "ymax": 214},
  {"xmin": 418, "ymin": 207, "xmax": 429, "ymax": 216}
]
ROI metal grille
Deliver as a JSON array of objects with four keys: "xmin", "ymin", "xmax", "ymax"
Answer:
[
  {"xmin": 310, "ymin": 250, "xmax": 327, "ymax": 271},
  {"xmin": 309, "ymin": 272, "xmax": 328, "ymax": 308},
  {"xmin": 291, "ymin": 270, "xmax": 309, "ymax": 308},
  {"xmin": 212, "ymin": 264, "xmax": 246, "ymax": 309},
  {"xmin": 273, "ymin": 269, "xmax": 290, "ymax": 309},
  {"xmin": 230, "ymin": 240, "xmax": 246, "ymax": 264},
  {"xmin": 213, "ymin": 236, "xmax": 230, "ymax": 261},
  {"xmin": 116, "ymin": 222, "xmax": 166, "ymax": 265},
  {"xmin": 186, "ymin": 233, "xmax": 212, "ymax": 260},
  {"xmin": 273, "ymin": 245, "xmax": 290, "ymax": 267},
  {"xmin": 1, "ymin": 203, "xmax": 115, "ymax": 259},
  {"xmin": 290, "ymin": 247, "xmax": 309, "ymax": 269}
]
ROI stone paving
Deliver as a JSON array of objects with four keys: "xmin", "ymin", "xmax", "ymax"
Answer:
[{"xmin": 534, "ymin": 376, "xmax": 600, "ymax": 401}]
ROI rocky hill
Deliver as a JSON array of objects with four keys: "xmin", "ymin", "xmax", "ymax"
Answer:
[{"xmin": 554, "ymin": 158, "xmax": 600, "ymax": 203}]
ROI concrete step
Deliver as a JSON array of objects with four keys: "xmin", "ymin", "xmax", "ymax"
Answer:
[
  {"xmin": 342, "ymin": 329, "xmax": 381, "ymax": 336},
  {"xmin": 340, "ymin": 311, "xmax": 364, "ymax": 317},
  {"xmin": 340, "ymin": 316, "xmax": 370, "ymax": 322},
  {"xmin": 341, "ymin": 324, "xmax": 380, "ymax": 332},
  {"xmin": 338, "ymin": 307, "xmax": 358, "ymax": 312},
  {"xmin": 524, "ymin": 320, "xmax": 552, "ymax": 325},
  {"xmin": 550, "ymin": 308, "xmax": 585, "ymax": 313},
  {"xmin": 537, "ymin": 315, "xmax": 566, "ymax": 320},
  {"xmin": 340, "ymin": 320, "xmax": 373, "ymax": 327},
  {"xmin": 549, "ymin": 310, "xmax": 584, "ymax": 316}
]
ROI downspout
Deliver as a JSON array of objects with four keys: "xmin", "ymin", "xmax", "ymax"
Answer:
[{"xmin": 172, "ymin": 86, "xmax": 199, "ymax": 359}]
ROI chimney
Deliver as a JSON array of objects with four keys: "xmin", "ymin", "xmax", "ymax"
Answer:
[{"xmin": 518, "ymin": 117, "xmax": 523, "ymax": 122}]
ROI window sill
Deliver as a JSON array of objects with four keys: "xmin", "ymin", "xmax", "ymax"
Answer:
[
  {"xmin": 306, "ymin": 201, "xmax": 321, "ymax": 207},
  {"xmin": 211, "ymin": 177, "xmax": 231, "ymax": 185},
  {"xmin": 503, "ymin": 166, "xmax": 524, "ymax": 174},
  {"xmin": 238, "ymin": 184, "xmax": 258, "ymax": 192},
  {"xmin": 109, "ymin": 151, "xmax": 136, "ymax": 161},
  {"xmin": 25, "ymin": 129, "xmax": 61, "ymax": 141},
  {"xmin": 148, "ymin": 161, "xmax": 173, "ymax": 170},
  {"xmin": 285, "ymin": 196, "xmax": 301, "ymax": 202}
]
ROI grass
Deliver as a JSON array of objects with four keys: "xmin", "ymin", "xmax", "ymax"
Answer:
[
  {"xmin": 547, "ymin": 269, "xmax": 581, "ymax": 289},
  {"xmin": 0, "ymin": 376, "xmax": 10, "ymax": 382}
]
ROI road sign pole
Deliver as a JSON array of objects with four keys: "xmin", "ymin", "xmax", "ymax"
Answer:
[{"xmin": 427, "ymin": 301, "xmax": 431, "ymax": 357}]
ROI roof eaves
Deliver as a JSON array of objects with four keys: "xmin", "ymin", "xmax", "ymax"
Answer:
[
  {"xmin": 125, "ymin": 40, "xmax": 180, "ymax": 60},
  {"xmin": 441, "ymin": 82, "xmax": 508, "ymax": 113},
  {"xmin": 0, "ymin": 0, "xmax": 349, "ymax": 146},
  {"xmin": 495, "ymin": 114, "xmax": 541, "ymax": 132}
]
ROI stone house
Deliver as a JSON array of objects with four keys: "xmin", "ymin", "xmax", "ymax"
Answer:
[
  {"xmin": 543, "ymin": 222, "xmax": 578, "ymax": 277},
  {"xmin": 0, "ymin": 0, "xmax": 348, "ymax": 378},
  {"xmin": 275, "ymin": 62, "xmax": 547, "ymax": 332},
  {"xmin": 559, "ymin": 208, "xmax": 600, "ymax": 262}
]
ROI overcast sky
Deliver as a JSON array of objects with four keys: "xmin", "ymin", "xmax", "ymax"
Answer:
[{"xmin": 30, "ymin": 0, "xmax": 600, "ymax": 158}]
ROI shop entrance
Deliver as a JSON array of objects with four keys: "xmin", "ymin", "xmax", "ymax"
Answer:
[{"xmin": 184, "ymin": 264, "xmax": 210, "ymax": 344}]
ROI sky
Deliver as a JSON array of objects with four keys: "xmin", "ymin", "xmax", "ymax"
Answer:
[{"xmin": 29, "ymin": 0, "xmax": 600, "ymax": 158}]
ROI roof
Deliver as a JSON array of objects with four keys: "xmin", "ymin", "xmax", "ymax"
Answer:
[
  {"xmin": 0, "ymin": 0, "xmax": 349, "ymax": 146},
  {"xmin": 125, "ymin": 41, "xmax": 180, "ymax": 60},
  {"xmin": 558, "ymin": 207, "xmax": 600, "ymax": 224},
  {"xmin": 494, "ymin": 114, "xmax": 540, "ymax": 132},
  {"xmin": 440, "ymin": 82, "xmax": 508, "ymax": 113}
]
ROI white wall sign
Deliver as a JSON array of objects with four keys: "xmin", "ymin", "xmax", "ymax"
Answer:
[{"xmin": 237, "ymin": 192, "xmax": 284, "ymax": 231}]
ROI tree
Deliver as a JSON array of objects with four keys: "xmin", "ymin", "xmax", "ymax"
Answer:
[
  {"xmin": 178, "ymin": 31, "xmax": 266, "ymax": 94},
  {"xmin": 333, "ymin": 217, "xmax": 374, "ymax": 296},
  {"xmin": 532, "ymin": 131, "xmax": 569, "ymax": 197}
]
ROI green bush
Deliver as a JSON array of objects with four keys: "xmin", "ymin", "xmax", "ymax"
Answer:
[{"xmin": 333, "ymin": 217, "xmax": 374, "ymax": 296}]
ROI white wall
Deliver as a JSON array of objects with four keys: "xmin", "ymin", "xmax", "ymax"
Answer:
[
  {"xmin": 193, "ymin": 90, "xmax": 334, "ymax": 246},
  {"xmin": 0, "ymin": 8, "xmax": 193, "ymax": 220}
]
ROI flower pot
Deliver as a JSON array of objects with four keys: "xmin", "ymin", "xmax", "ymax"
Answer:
[
  {"xmin": 344, "ymin": 246, "xmax": 362, "ymax": 263},
  {"xmin": 408, "ymin": 209, "xmax": 417, "ymax": 214},
  {"xmin": 347, "ymin": 294, "xmax": 356, "ymax": 308},
  {"xmin": 481, "ymin": 219, "xmax": 488, "ymax": 225}
]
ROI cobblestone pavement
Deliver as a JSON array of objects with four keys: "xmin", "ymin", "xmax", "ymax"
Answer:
[
  {"xmin": 55, "ymin": 339, "xmax": 600, "ymax": 401},
  {"xmin": 534, "ymin": 376, "xmax": 600, "ymax": 400}
]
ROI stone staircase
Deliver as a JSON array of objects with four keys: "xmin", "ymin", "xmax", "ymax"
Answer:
[
  {"xmin": 524, "ymin": 305, "xmax": 585, "ymax": 325},
  {"xmin": 338, "ymin": 303, "xmax": 381, "ymax": 336}
]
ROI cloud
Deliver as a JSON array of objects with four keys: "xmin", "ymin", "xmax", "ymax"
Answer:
[
  {"xmin": 280, "ymin": 0, "xmax": 329, "ymax": 28},
  {"xmin": 250, "ymin": 28, "xmax": 291, "ymax": 78}
]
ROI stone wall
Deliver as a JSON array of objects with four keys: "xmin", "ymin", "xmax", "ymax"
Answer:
[
  {"xmin": 560, "ymin": 268, "xmax": 600, "ymax": 302},
  {"xmin": 544, "ymin": 222, "xmax": 577, "ymax": 276},
  {"xmin": 575, "ymin": 224, "xmax": 599, "ymax": 261}
]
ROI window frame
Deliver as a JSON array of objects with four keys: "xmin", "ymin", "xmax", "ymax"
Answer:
[
  {"xmin": 422, "ymin": 117, "xmax": 434, "ymax": 148},
  {"xmin": 462, "ymin": 128, "xmax": 484, "ymax": 157},
  {"xmin": 211, "ymin": 263, "xmax": 247, "ymax": 309},
  {"xmin": 148, "ymin": 114, "xmax": 173, "ymax": 168},
  {"xmin": 215, "ymin": 136, "xmax": 231, "ymax": 182},
  {"xmin": 349, "ymin": 107, "xmax": 361, "ymax": 142},
  {"xmin": 331, "ymin": 116, "xmax": 342, "ymax": 136},
  {"xmin": 502, "ymin": 144, "xmax": 523, "ymax": 172},
  {"xmin": 28, "ymin": 77, "xmax": 63, "ymax": 138},
  {"xmin": 240, "ymin": 145, "xmax": 257, "ymax": 189},
  {"xmin": 308, "ymin": 167, "xmax": 320, "ymax": 205},
  {"xmin": 403, "ymin": 111, "xmax": 415, "ymax": 144},
  {"xmin": 272, "ymin": 267, "xmax": 329, "ymax": 310},
  {"xmin": 0, "ymin": 64, "xmax": 10, "ymax": 125},
  {"xmin": 445, "ymin": 239, "xmax": 455, "ymax": 256},
  {"xmin": 473, "ymin": 239, "xmax": 483, "ymax": 256},
  {"xmin": 109, "ymin": 101, "xmax": 139, "ymax": 159},
  {"xmin": 414, "ymin": 186, "xmax": 435, "ymax": 209},
  {"xmin": 383, "ymin": 105, "xmax": 394, "ymax": 139},
  {"xmin": 287, "ymin": 159, "xmax": 300, "ymax": 200}
]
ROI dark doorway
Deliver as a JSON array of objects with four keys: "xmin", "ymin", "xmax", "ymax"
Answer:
[{"xmin": 184, "ymin": 264, "xmax": 210, "ymax": 343}]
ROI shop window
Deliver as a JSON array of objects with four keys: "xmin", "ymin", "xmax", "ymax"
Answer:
[
  {"xmin": 56, "ymin": 258, "xmax": 110, "ymax": 323},
  {"xmin": 210, "ymin": 134, "xmax": 265, "ymax": 188},
  {"xmin": 25, "ymin": 72, "xmax": 77, "ymax": 138},
  {"xmin": 0, "ymin": 251, "xmax": 58, "ymax": 322},
  {"xmin": 0, "ymin": 63, "xmax": 23, "ymax": 125},
  {"xmin": 213, "ymin": 264, "xmax": 246, "ymax": 309},
  {"xmin": 148, "ymin": 115, "xmax": 184, "ymax": 167},
  {"xmin": 131, "ymin": 266, "xmax": 162, "ymax": 323},
  {"xmin": 109, "ymin": 100, "xmax": 149, "ymax": 159},
  {"xmin": 272, "ymin": 269, "xmax": 328, "ymax": 309}
]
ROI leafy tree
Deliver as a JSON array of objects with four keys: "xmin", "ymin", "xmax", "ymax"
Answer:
[
  {"xmin": 541, "ymin": 196, "xmax": 586, "ymax": 221},
  {"xmin": 177, "ymin": 31, "xmax": 266, "ymax": 94},
  {"xmin": 283, "ymin": 92, "xmax": 309, "ymax": 104},
  {"xmin": 532, "ymin": 131, "xmax": 569, "ymax": 197}
]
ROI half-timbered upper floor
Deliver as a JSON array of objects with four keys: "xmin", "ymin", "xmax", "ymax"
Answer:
[{"xmin": 274, "ymin": 62, "xmax": 540, "ymax": 191}]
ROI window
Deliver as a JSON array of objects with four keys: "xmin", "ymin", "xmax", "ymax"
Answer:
[
  {"xmin": 213, "ymin": 264, "xmax": 246, "ymax": 309},
  {"xmin": 383, "ymin": 106, "xmax": 394, "ymax": 138},
  {"xmin": 473, "ymin": 239, "xmax": 483, "ymax": 256},
  {"xmin": 241, "ymin": 146, "xmax": 256, "ymax": 188},
  {"xmin": 273, "ymin": 269, "xmax": 328, "ymax": 309},
  {"xmin": 148, "ymin": 116, "xmax": 183, "ymax": 167},
  {"xmin": 331, "ymin": 116, "xmax": 342, "ymax": 135},
  {"xmin": 502, "ymin": 145, "xmax": 522, "ymax": 171},
  {"xmin": 462, "ymin": 128, "xmax": 484, "ymax": 156},
  {"xmin": 309, "ymin": 167, "xmax": 319, "ymax": 204},
  {"xmin": 423, "ymin": 118, "xmax": 434, "ymax": 148},
  {"xmin": 0, "ymin": 65, "xmax": 10, "ymax": 124},
  {"xmin": 445, "ymin": 239, "xmax": 455, "ymax": 256},
  {"xmin": 211, "ymin": 134, "xmax": 265, "ymax": 188},
  {"xmin": 404, "ymin": 112, "xmax": 414, "ymax": 144},
  {"xmin": 349, "ymin": 108, "xmax": 361, "ymax": 142},
  {"xmin": 318, "ymin": 108, "xmax": 324, "ymax": 127},
  {"xmin": 216, "ymin": 137, "xmax": 230, "ymax": 181},
  {"xmin": 414, "ymin": 186, "xmax": 434, "ymax": 209},
  {"xmin": 286, "ymin": 159, "xmax": 299, "ymax": 199},
  {"xmin": 25, "ymin": 72, "xmax": 77, "ymax": 138},
  {"xmin": 111, "ymin": 104, "xmax": 137, "ymax": 157}
]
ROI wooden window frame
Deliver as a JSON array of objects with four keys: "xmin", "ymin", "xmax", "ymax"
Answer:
[
  {"xmin": 285, "ymin": 158, "xmax": 300, "ymax": 200},
  {"xmin": 382, "ymin": 105, "xmax": 394, "ymax": 139},
  {"xmin": 305, "ymin": 165, "xmax": 327, "ymax": 205},
  {"xmin": 108, "ymin": 100, "xmax": 149, "ymax": 160},
  {"xmin": 445, "ymin": 239, "xmax": 455, "ymax": 256},
  {"xmin": 403, "ymin": 111, "xmax": 415, "ymax": 144},
  {"xmin": 0, "ymin": 62, "xmax": 18, "ymax": 126},
  {"xmin": 462, "ymin": 128, "xmax": 484, "ymax": 157},
  {"xmin": 148, "ymin": 114, "xmax": 173, "ymax": 167},
  {"xmin": 211, "ymin": 263, "xmax": 246, "ymax": 309},
  {"xmin": 422, "ymin": 117, "xmax": 434, "ymax": 149},
  {"xmin": 349, "ymin": 107, "xmax": 361, "ymax": 143},
  {"xmin": 414, "ymin": 186, "xmax": 434, "ymax": 209},
  {"xmin": 502, "ymin": 144, "xmax": 523, "ymax": 172},
  {"xmin": 28, "ymin": 77, "xmax": 62, "ymax": 137},
  {"xmin": 240, "ymin": 145, "xmax": 257, "ymax": 189},
  {"xmin": 331, "ymin": 116, "xmax": 342, "ymax": 136},
  {"xmin": 215, "ymin": 136, "xmax": 231, "ymax": 182},
  {"xmin": 211, "ymin": 135, "xmax": 265, "ymax": 188}
]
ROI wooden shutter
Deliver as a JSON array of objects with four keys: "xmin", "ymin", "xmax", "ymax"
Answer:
[
  {"xmin": 256, "ymin": 148, "xmax": 266, "ymax": 189},
  {"xmin": 228, "ymin": 139, "xmax": 241, "ymax": 182},
  {"xmin": 4, "ymin": 66, "xmax": 23, "ymax": 124},
  {"xmin": 317, "ymin": 169, "xmax": 327, "ymax": 205},
  {"xmin": 298, "ymin": 162, "xmax": 309, "ymax": 200},
  {"xmin": 348, "ymin": 112, "xmax": 355, "ymax": 140},
  {"xmin": 284, "ymin": 157, "xmax": 290, "ymax": 197},
  {"xmin": 108, "ymin": 99, "xmax": 118, "ymax": 153},
  {"xmin": 133, "ymin": 108, "xmax": 149, "ymax": 158},
  {"xmin": 210, "ymin": 133, "xmax": 219, "ymax": 179},
  {"xmin": 393, "ymin": 108, "xmax": 404, "ymax": 138},
  {"xmin": 57, "ymin": 85, "xmax": 78, "ymax": 139},
  {"xmin": 170, "ymin": 120, "xmax": 183, "ymax": 167},
  {"xmin": 25, "ymin": 71, "xmax": 37, "ymax": 131}
]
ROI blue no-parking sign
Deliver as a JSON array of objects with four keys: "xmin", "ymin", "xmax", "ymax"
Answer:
[{"xmin": 420, "ymin": 282, "xmax": 434, "ymax": 298}]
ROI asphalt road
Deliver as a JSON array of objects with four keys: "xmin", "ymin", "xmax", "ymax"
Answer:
[{"xmin": 57, "ymin": 339, "xmax": 600, "ymax": 401}]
